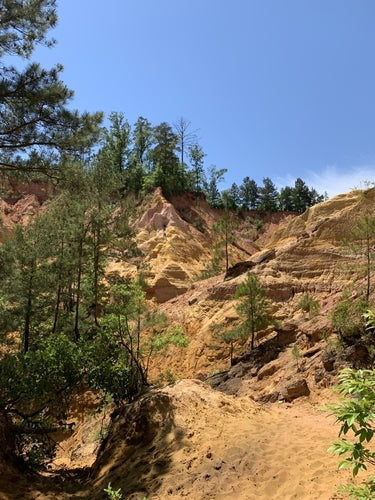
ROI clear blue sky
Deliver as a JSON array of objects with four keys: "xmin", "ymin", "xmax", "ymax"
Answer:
[{"xmin": 31, "ymin": 0, "xmax": 375, "ymax": 198}]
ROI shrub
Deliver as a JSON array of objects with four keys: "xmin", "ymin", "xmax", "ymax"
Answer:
[
  {"xmin": 298, "ymin": 292, "xmax": 320, "ymax": 319},
  {"xmin": 330, "ymin": 287, "xmax": 368, "ymax": 340},
  {"xmin": 324, "ymin": 368, "xmax": 375, "ymax": 499}
]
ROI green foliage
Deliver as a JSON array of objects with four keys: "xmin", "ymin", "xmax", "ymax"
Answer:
[
  {"xmin": 233, "ymin": 272, "xmax": 273, "ymax": 351},
  {"xmin": 0, "ymin": 333, "xmax": 82, "ymax": 467},
  {"xmin": 341, "ymin": 216, "xmax": 375, "ymax": 302},
  {"xmin": 210, "ymin": 323, "xmax": 248, "ymax": 364},
  {"xmin": 0, "ymin": 0, "xmax": 57, "ymax": 58},
  {"xmin": 298, "ymin": 292, "xmax": 320, "ymax": 319},
  {"xmin": 331, "ymin": 287, "xmax": 368, "ymax": 340},
  {"xmin": 210, "ymin": 273, "xmax": 273, "ymax": 363},
  {"xmin": 91, "ymin": 273, "xmax": 188, "ymax": 401},
  {"xmin": 324, "ymin": 368, "xmax": 375, "ymax": 499},
  {"xmin": 104, "ymin": 482, "xmax": 123, "ymax": 500},
  {"xmin": 243, "ymin": 216, "xmax": 263, "ymax": 239},
  {"xmin": 0, "ymin": 40, "xmax": 102, "ymax": 176},
  {"xmin": 103, "ymin": 111, "xmax": 131, "ymax": 174},
  {"xmin": 279, "ymin": 178, "xmax": 325, "ymax": 212},
  {"xmin": 291, "ymin": 345, "xmax": 303, "ymax": 371},
  {"xmin": 239, "ymin": 177, "xmax": 259, "ymax": 210},
  {"xmin": 363, "ymin": 310, "xmax": 375, "ymax": 332},
  {"xmin": 157, "ymin": 369, "xmax": 179, "ymax": 385},
  {"xmin": 258, "ymin": 177, "xmax": 279, "ymax": 212},
  {"xmin": 0, "ymin": 333, "xmax": 81, "ymax": 412},
  {"xmin": 188, "ymin": 143, "xmax": 206, "ymax": 193},
  {"xmin": 81, "ymin": 329, "xmax": 136, "ymax": 404},
  {"xmin": 147, "ymin": 122, "xmax": 184, "ymax": 198},
  {"xmin": 150, "ymin": 325, "xmax": 188, "ymax": 353},
  {"xmin": 204, "ymin": 166, "xmax": 227, "ymax": 208},
  {"xmin": 212, "ymin": 211, "xmax": 239, "ymax": 273}
]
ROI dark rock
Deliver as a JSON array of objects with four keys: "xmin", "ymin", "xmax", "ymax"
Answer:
[
  {"xmin": 314, "ymin": 368, "xmax": 326, "ymax": 383},
  {"xmin": 280, "ymin": 378, "xmax": 310, "ymax": 402},
  {"xmin": 322, "ymin": 352, "xmax": 335, "ymax": 372},
  {"xmin": 224, "ymin": 261, "xmax": 255, "ymax": 280},
  {"xmin": 215, "ymin": 377, "xmax": 242, "ymax": 396},
  {"xmin": 256, "ymin": 392, "xmax": 280, "ymax": 403},
  {"xmin": 344, "ymin": 344, "xmax": 370, "ymax": 366},
  {"xmin": 228, "ymin": 362, "xmax": 245, "ymax": 378},
  {"xmin": 206, "ymin": 371, "xmax": 229, "ymax": 388},
  {"xmin": 257, "ymin": 359, "xmax": 282, "ymax": 380}
]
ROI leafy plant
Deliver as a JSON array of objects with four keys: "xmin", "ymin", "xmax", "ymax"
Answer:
[
  {"xmin": 298, "ymin": 292, "xmax": 320, "ymax": 319},
  {"xmin": 0, "ymin": 333, "xmax": 83, "ymax": 467},
  {"xmin": 233, "ymin": 272, "xmax": 273, "ymax": 351},
  {"xmin": 104, "ymin": 482, "xmax": 122, "ymax": 500},
  {"xmin": 324, "ymin": 368, "xmax": 375, "ymax": 499},
  {"xmin": 210, "ymin": 323, "xmax": 248, "ymax": 365},
  {"xmin": 193, "ymin": 214, "xmax": 205, "ymax": 232},
  {"xmin": 363, "ymin": 310, "xmax": 375, "ymax": 332},
  {"xmin": 212, "ymin": 211, "xmax": 238, "ymax": 273},
  {"xmin": 244, "ymin": 216, "xmax": 263, "ymax": 236},
  {"xmin": 341, "ymin": 216, "xmax": 375, "ymax": 302},
  {"xmin": 292, "ymin": 345, "xmax": 303, "ymax": 371},
  {"xmin": 330, "ymin": 286, "xmax": 368, "ymax": 340},
  {"xmin": 92, "ymin": 273, "xmax": 188, "ymax": 401},
  {"xmin": 157, "ymin": 369, "xmax": 179, "ymax": 385}
]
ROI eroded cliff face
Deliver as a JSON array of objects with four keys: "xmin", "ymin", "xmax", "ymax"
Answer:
[
  {"xmin": 134, "ymin": 191, "xmax": 212, "ymax": 302},
  {"xmin": 259, "ymin": 188, "xmax": 372, "ymax": 297},
  {"xmin": 0, "ymin": 194, "xmax": 43, "ymax": 242},
  {"xmin": 124, "ymin": 189, "xmax": 295, "ymax": 303},
  {"xmin": 1, "ymin": 187, "xmax": 372, "ymax": 383},
  {"xmin": 132, "ymin": 188, "xmax": 375, "ymax": 393}
]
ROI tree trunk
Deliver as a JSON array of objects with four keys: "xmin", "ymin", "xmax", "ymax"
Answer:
[
  {"xmin": 74, "ymin": 237, "xmax": 84, "ymax": 342},
  {"xmin": 23, "ymin": 272, "xmax": 34, "ymax": 353}
]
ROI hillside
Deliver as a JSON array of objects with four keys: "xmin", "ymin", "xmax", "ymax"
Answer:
[{"xmin": 0, "ymin": 187, "xmax": 374, "ymax": 499}]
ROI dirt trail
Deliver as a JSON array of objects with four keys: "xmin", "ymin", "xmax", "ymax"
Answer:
[{"xmin": 0, "ymin": 380, "xmax": 366, "ymax": 500}]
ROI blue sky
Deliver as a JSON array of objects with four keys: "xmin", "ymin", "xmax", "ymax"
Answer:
[{"xmin": 31, "ymin": 0, "xmax": 375, "ymax": 198}]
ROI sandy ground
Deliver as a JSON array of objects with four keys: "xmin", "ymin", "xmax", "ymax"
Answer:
[
  {"xmin": 88, "ymin": 380, "xmax": 363, "ymax": 500},
  {"xmin": 0, "ymin": 379, "xmax": 367, "ymax": 500},
  {"xmin": 147, "ymin": 382, "xmax": 358, "ymax": 500}
]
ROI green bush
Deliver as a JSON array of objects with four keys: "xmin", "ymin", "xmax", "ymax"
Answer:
[
  {"xmin": 104, "ymin": 482, "xmax": 122, "ymax": 500},
  {"xmin": 330, "ymin": 287, "xmax": 368, "ymax": 340},
  {"xmin": 324, "ymin": 368, "xmax": 375, "ymax": 499},
  {"xmin": 298, "ymin": 292, "xmax": 320, "ymax": 319}
]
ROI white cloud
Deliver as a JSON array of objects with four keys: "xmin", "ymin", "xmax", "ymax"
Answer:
[
  {"xmin": 305, "ymin": 165, "xmax": 375, "ymax": 198},
  {"xmin": 276, "ymin": 165, "xmax": 375, "ymax": 199}
]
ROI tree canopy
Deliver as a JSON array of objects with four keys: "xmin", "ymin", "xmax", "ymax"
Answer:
[{"xmin": 0, "ymin": 0, "xmax": 103, "ymax": 177}]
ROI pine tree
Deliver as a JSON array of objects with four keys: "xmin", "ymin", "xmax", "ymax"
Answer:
[
  {"xmin": 234, "ymin": 273, "xmax": 272, "ymax": 350},
  {"xmin": 212, "ymin": 210, "xmax": 238, "ymax": 274},
  {"xmin": 342, "ymin": 216, "xmax": 375, "ymax": 303},
  {"xmin": 278, "ymin": 185, "xmax": 295, "ymax": 211},
  {"xmin": 0, "ymin": 0, "xmax": 102, "ymax": 176},
  {"xmin": 188, "ymin": 143, "xmax": 206, "ymax": 193},
  {"xmin": 148, "ymin": 122, "xmax": 184, "ymax": 197},
  {"xmin": 204, "ymin": 166, "xmax": 227, "ymax": 208},
  {"xmin": 239, "ymin": 177, "xmax": 259, "ymax": 210},
  {"xmin": 0, "ymin": 217, "xmax": 54, "ymax": 352},
  {"xmin": 258, "ymin": 177, "xmax": 279, "ymax": 212}
]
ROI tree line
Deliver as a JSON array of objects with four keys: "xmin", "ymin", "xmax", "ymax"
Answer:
[{"xmin": 86, "ymin": 112, "xmax": 327, "ymax": 213}]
